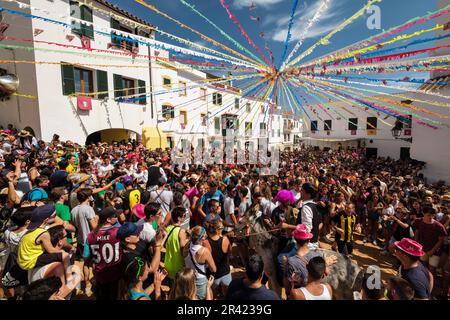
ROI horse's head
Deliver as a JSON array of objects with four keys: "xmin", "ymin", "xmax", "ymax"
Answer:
[{"xmin": 234, "ymin": 208, "xmax": 278, "ymax": 254}]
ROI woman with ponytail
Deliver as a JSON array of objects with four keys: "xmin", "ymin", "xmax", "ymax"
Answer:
[
  {"xmin": 183, "ymin": 226, "xmax": 216, "ymax": 300},
  {"xmin": 120, "ymin": 256, "xmax": 167, "ymax": 300}
]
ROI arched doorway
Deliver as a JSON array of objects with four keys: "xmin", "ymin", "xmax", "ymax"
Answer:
[{"xmin": 85, "ymin": 129, "xmax": 141, "ymax": 145}]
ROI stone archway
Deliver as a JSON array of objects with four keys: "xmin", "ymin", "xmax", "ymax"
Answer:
[{"xmin": 85, "ymin": 128, "xmax": 141, "ymax": 146}]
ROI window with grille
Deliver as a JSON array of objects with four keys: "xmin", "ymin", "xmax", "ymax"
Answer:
[{"xmin": 213, "ymin": 93, "xmax": 223, "ymax": 105}]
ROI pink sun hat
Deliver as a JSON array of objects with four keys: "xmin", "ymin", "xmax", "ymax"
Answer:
[
  {"xmin": 292, "ymin": 224, "xmax": 313, "ymax": 240},
  {"xmin": 131, "ymin": 203, "xmax": 145, "ymax": 220},
  {"xmin": 394, "ymin": 238, "xmax": 425, "ymax": 257},
  {"xmin": 275, "ymin": 190, "xmax": 296, "ymax": 205}
]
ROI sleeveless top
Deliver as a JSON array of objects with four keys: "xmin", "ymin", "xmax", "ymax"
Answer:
[
  {"xmin": 129, "ymin": 286, "xmax": 151, "ymax": 300},
  {"xmin": 17, "ymin": 228, "xmax": 47, "ymax": 270},
  {"xmin": 207, "ymin": 237, "xmax": 230, "ymax": 278},
  {"xmin": 299, "ymin": 284, "xmax": 332, "ymax": 300},
  {"xmin": 185, "ymin": 243, "xmax": 207, "ymax": 279},
  {"xmin": 164, "ymin": 225, "xmax": 184, "ymax": 280}
]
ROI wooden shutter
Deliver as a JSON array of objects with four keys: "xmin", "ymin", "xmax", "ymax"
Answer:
[
  {"xmin": 138, "ymin": 80, "xmax": 146, "ymax": 105},
  {"xmin": 111, "ymin": 18, "xmax": 121, "ymax": 46},
  {"xmin": 113, "ymin": 74, "xmax": 123, "ymax": 98},
  {"xmin": 96, "ymin": 70, "xmax": 108, "ymax": 100},
  {"xmin": 81, "ymin": 6, "xmax": 94, "ymax": 38},
  {"xmin": 61, "ymin": 64, "xmax": 75, "ymax": 95}
]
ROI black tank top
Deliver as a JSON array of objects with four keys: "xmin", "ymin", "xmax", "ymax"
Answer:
[{"xmin": 207, "ymin": 237, "xmax": 230, "ymax": 278}]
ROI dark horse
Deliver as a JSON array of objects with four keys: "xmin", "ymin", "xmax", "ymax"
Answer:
[{"xmin": 235, "ymin": 211, "xmax": 363, "ymax": 300}]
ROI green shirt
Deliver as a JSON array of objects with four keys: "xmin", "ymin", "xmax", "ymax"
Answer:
[
  {"xmin": 95, "ymin": 190, "xmax": 106, "ymax": 209},
  {"xmin": 55, "ymin": 203, "xmax": 72, "ymax": 244},
  {"xmin": 164, "ymin": 225, "xmax": 183, "ymax": 280}
]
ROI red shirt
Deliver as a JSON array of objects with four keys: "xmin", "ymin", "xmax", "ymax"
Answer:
[
  {"xmin": 86, "ymin": 225, "xmax": 124, "ymax": 284},
  {"xmin": 413, "ymin": 219, "xmax": 447, "ymax": 253}
]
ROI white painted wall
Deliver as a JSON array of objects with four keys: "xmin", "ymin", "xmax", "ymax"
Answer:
[
  {"xmin": 305, "ymin": 99, "xmax": 411, "ymax": 158},
  {"xmin": 1, "ymin": 0, "xmax": 157, "ymax": 143},
  {"xmin": 0, "ymin": 0, "xmax": 41, "ymax": 136}
]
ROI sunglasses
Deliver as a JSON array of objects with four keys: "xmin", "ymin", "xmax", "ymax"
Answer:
[{"xmin": 134, "ymin": 256, "xmax": 145, "ymax": 280}]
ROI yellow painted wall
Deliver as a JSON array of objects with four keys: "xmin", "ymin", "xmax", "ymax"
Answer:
[
  {"xmin": 100, "ymin": 129, "xmax": 131, "ymax": 143},
  {"xmin": 142, "ymin": 127, "xmax": 168, "ymax": 150}
]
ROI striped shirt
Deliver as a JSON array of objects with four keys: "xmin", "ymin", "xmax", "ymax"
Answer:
[{"xmin": 338, "ymin": 213, "xmax": 356, "ymax": 243}]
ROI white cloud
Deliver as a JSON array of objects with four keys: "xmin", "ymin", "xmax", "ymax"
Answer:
[
  {"xmin": 233, "ymin": 0, "xmax": 285, "ymax": 10},
  {"xmin": 269, "ymin": 0, "xmax": 345, "ymax": 43}
]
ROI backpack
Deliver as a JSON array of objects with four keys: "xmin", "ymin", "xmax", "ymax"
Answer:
[{"xmin": 21, "ymin": 187, "xmax": 45, "ymax": 202}]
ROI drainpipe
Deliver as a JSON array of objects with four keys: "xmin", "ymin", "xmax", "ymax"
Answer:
[{"xmin": 147, "ymin": 34, "xmax": 155, "ymax": 120}]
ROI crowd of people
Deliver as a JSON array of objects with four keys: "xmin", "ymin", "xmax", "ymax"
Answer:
[{"xmin": 0, "ymin": 125, "xmax": 449, "ymax": 300}]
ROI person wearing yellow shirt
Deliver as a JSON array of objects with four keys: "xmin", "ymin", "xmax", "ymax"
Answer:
[
  {"xmin": 66, "ymin": 154, "xmax": 77, "ymax": 174},
  {"xmin": 17, "ymin": 204, "xmax": 71, "ymax": 285}
]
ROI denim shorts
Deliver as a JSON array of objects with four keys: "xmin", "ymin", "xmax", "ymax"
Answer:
[
  {"xmin": 213, "ymin": 272, "xmax": 232, "ymax": 287},
  {"xmin": 196, "ymin": 276, "xmax": 208, "ymax": 300}
]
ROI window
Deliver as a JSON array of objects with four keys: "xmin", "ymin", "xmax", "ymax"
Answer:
[
  {"xmin": 214, "ymin": 117, "xmax": 221, "ymax": 134},
  {"xmin": 122, "ymin": 78, "xmax": 135, "ymax": 98},
  {"xmin": 200, "ymin": 88, "xmax": 207, "ymax": 101},
  {"xmin": 110, "ymin": 18, "xmax": 137, "ymax": 52},
  {"xmin": 348, "ymin": 118, "xmax": 358, "ymax": 131},
  {"xmin": 278, "ymin": 129, "xmax": 281, "ymax": 137},
  {"xmin": 261, "ymin": 105, "xmax": 265, "ymax": 113},
  {"xmin": 137, "ymin": 80, "xmax": 146, "ymax": 105},
  {"xmin": 162, "ymin": 104, "xmax": 174, "ymax": 120},
  {"xmin": 162, "ymin": 76, "xmax": 172, "ymax": 89},
  {"xmin": 235, "ymin": 98, "xmax": 240, "ymax": 109},
  {"xmin": 367, "ymin": 117, "xmax": 377, "ymax": 130},
  {"xmin": 213, "ymin": 93, "xmax": 222, "ymax": 105},
  {"xmin": 70, "ymin": 1, "xmax": 94, "ymax": 39},
  {"xmin": 73, "ymin": 67, "xmax": 93, "ymax": 95},
  {"xmin": 179, "ymin": 81, "xmax": 187, "ymax": 96},
  {"xmin": 112, "ymin": 74, "xmax": 145, "ymax": 104},
  {"xmin": 62, "ymin": 65, "xmax": 105, "ymax": 97},
  {"xmin": 311, "ymin": 120, "xmax": 318, "ymax": 132},
  {"xmin": 246, "ymin": 102, "xmax": 251, "ymax": 113},
  {"xmin": 324, "ymin": 120, "xmax": 332, "ymax": 131},
  {"xmin": 260, "ymin": 123, "xmax": 266, "ymax": 135},
  {"xmin": 167, "ymin": 137, "xmax": 173, "ymax": 149},
  {"xmin": 201, "ymin": 113, "xmax": 206, "ymax": 126},
  {"xmin": 245, "ymin": 122, "xmax": 252, "ymax": 136},
  {"xmin": 180, "ymin": 110, "xmax": 187, "ymax": 125},
  {"xmin": 272, "ymin": 129, "xmax": 275, "ymax": 137}
]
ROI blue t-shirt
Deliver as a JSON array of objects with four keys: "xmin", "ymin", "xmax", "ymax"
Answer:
[
  {"xmin": 225, "ymin": 278, "xmax": 280, "ymax": 300},
  {"xmin": 200, "ymin": 190, "xmax": 225, "ymax": 215},
  {"xmin": 28, "ymin": 187, "xmax": 48, "ymax": 201},
  {"xmin": 401, "ymin": 263, "xmax": 430, "ymax": 299}
]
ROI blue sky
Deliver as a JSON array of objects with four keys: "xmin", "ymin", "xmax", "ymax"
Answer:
[{"xmin": 108, "ymin": 0, "xmax": 440, "ymax": 70}]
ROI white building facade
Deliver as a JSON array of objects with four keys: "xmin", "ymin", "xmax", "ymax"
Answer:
[{"xmin": 0, "ymin": 0, "xmax": 303, "ymax": 151}]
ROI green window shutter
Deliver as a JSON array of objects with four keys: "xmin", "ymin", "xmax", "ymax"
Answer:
[
  {"xmin": 138, "ymin": 80, "xmax": 146, "ymax": 105},
  {"xmin": 80, "ymin": 6, "xmax": 94, "ymax": 39},
  {"xmin": 111, "ymin": 18, "xmax": 121, "ymax": 45},
  {"xmin": 96, "ymin": 70, "xmax": 108, "ymax": 100},
  {"xmin": 61, "ymin": 64, "xmax": 75, "ymax": 95},
  {"xmin": 113, "ymin": 74, "xmax": 123, "ymax": 98}
]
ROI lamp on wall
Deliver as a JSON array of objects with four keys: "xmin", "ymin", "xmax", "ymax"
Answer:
[{"xmin": 391, "ymin": 119, "xmax": 412, "ymax": 143}]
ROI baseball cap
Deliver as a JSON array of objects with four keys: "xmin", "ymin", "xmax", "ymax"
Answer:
[
  {"xmin": 98, "ymin": 206, "xmax": 123, "ymax": 220},
  {"xmin": 117, "ymin": 222, "xmax": 144, "ymax": 240},
  {"xmin": 132, "ymin": 204, "xmax": 145, "ymax": 220},
  {"xmin": 28, "ymin": 204, "xmax": 56, "ymax": 230}
]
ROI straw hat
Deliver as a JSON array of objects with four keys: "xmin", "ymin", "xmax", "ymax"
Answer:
[{"xmin": 18, "ymin": 130, "xmax": 31, "ymax": 137}]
